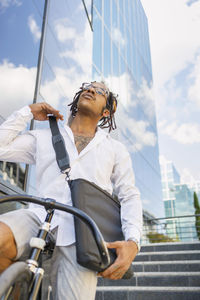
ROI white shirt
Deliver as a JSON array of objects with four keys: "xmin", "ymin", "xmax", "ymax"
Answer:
[{"xmin": 0, "ymin": 106, "xmax": 142, "ymax": 246}]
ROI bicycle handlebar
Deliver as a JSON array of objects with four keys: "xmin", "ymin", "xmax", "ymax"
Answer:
[{"xmin": 0, "ymin": 195, "xmax": 110, "ymax": 269}]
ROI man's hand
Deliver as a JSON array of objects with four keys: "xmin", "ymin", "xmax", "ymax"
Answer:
[
  {"xmin": 98, "ymin": 240, "xmax": 138, "ymax": 280},
  {"xmin": 29, "ymin": 103, "xmax": 64, "ymax": 121}
]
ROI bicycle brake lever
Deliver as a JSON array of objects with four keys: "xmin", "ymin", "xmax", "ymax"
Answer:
[{"xmin": 44, "ymin": 198, "xmax": 56, "ymax": 211}]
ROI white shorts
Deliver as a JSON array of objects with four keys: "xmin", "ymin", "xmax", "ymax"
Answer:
[{"xmin": 0, "ymin": 209, "xmax": 41, "ymax": 260}]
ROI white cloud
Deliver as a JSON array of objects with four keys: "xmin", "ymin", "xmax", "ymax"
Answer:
[
  {"xmin": 38, "ymin": 17, "xmax": 93, "ymax": 109},
  {"xmin": 112, "ymin": 27, "xmax": 125, "ymax": 48},
  {"xmin": 40, "ymin": 66, "xmax": 91, "ymax": 108},
  {"xmin": 136, "ymin": 79, "xmax": 155, "ymax": 121},
  {"xmin": 105, "ymin": 72, "xmax": 135, "ymax": 108},
  {"xmin": 55, "ymin": 23, "xmax": 76, "ymax": 42},
  {"xmin": 0, "ymin": 60, "xmax": 87, "ymax": 122},
  {"xmin": 101, "ymin": 73, "xmax": 157, "ymax": 152},
  {"xmin": 28, "ymin": 15, "xmax": 41, "ymax": 43},
  {"xmin": 55, "ymin": 18, "xmax": 92, "ymax": 75},
  {"xmin": 118, "ymin": 111, "xmax": 157, "ymax": 152},
  {"xmin": 141, "ymin": 0, "xmax": 200, "ymax": 88},
  {"xmin": 106, "ymin": 74, "xmax": 156, "ymax": 122},
  {"xmin": 160, "ymin": 121, "xmax": 200, "ymax": 144},
  {"xmin": 116, "ymin": 103, "xmax": 157, "ymax": 152},
  {"xmin": 0, "ymin": 0, "xmax": 21, "ymax": 9},
  {"xmin": 0, "ymin": 60, "xmax": 36, "ymax": 118}
]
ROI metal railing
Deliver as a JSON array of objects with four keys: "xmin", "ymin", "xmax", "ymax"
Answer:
[
  {"xmin": 0, "ymin": 161, "xmax": 25, "ymax": 190},
  {"xmin": 142, "ymin": 214, "xmax": 200, "ymax": 244}
]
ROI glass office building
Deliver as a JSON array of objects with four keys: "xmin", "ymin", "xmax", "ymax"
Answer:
[
  {"xmin": 0, "ymin": 0, "xmax": 43, "ymax": 211},
  {"xmin": 160, "ymin": 155, "xmax": 195, "ymax": 217},
  {"xmin": 0, "ymin": 0, "xmax": 163, "ymax": 218},
  {"xmin": 92, "ymin": 0, "xmax": 163, "ymax": 217},
  {"xmin": 174, "ymin": 184, "xmax": 197, "ymax": 241},
  {"xmin": 160, "ymin": 156, "xmax": 197, "ymax": 241},
  {"xmin": 160, "ymin": 155, "xmax": 180, "ymax": 217}
]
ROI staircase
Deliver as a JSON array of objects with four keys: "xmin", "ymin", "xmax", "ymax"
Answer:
[{"xmin": 96, "ymin": 241, "xmax": 200, "ymax": 300}]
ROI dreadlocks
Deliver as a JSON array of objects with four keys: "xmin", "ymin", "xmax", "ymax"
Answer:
[
  {"xmin": 68, "ymin": 83, "xmax": 118, "ymax": 132},
  {"xmin": 98, "ymin": 91, "xmax": 117, "ymax": 132}
]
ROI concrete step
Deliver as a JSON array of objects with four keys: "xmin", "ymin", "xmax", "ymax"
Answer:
[
  {"xmin": 132, "ymin": 260, "xmax": 200, "ymax": 272},
  {"xmin": 97, "ymin": 272, "xmax": 200, "ymax": 287},
  {"xmin": 95, "ymin": 287, "xmax": 200, "ymax": 300},
  {"xmin": 141, "ymin": 241, "xmax": 200, "ymax": 252},
  {"xmin": 135, "ymin": 250, "xmax": 200, "ymax": 261}
]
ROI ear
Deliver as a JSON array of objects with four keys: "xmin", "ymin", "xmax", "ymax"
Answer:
[{"xmin": 102, "ymin": 108, "xmax": 110, "ymax": 118}]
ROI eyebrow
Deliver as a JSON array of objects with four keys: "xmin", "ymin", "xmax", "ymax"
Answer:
[
  {"xmin": 94, "ymin": 85, "xmax": 108, "ymax": 92},
  {"xmin": 98, "ymin": 87, "xmax": 106, "ymax": 91}
]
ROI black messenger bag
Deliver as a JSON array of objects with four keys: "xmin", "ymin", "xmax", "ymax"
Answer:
[{"xmin": 49, "ymin": 116, "xmax": 134, "ymax": 279}]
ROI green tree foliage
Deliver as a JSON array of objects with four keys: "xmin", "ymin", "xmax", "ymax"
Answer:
[
  {"xmin": 147, "ymin": 232, "xmax": 179, "ymax": 243},
  {"xmin": 194, "ymin": 192, "xmax": 200, "ymax": 240}
]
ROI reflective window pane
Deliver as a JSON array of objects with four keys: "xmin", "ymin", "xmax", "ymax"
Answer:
[
  {"xmin": 93, "ymin": 0, "xmax": 163, "ymax": 217},
  {"xmin": 104, "ymin": 0, "xmax": 111, "ymax": 30},
  {"xmin": 104, "ymin": 28, "xmax": 111, "ymax": 77},
  {"xmin": 0, "ymin": 0, "xmax": 42, "ymax": 193},
  {"xmin": 94, "ymin": 0, "xmax": 102, "ymax": 15},
  {"xmin": 93, "ymin": 10, "xmax": 102, "ymax": 73},
  {"xmin": 112, "ymin": 43, "xmax": 119, "ymax": 76}
]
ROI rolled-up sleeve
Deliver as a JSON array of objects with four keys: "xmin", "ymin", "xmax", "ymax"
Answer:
[
  {"xmin": 111, "ymin": 142, "xmax": 143, "ymax": 242},
  {"xmin": 0, "ymin": 106, "xmax": 36, "ymax": 164}
]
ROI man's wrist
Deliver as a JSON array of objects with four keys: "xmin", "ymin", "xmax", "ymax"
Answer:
[{"xmin": 127, "ymin": 237, "xmax": 141, "ymax": 253}]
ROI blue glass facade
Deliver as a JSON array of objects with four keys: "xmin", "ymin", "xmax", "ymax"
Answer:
[
  {"xmin": 0, "ymin": 0, "xmax": 43, "ymax": 212},
  {"xmin": 174, "ymin": 184, "xmax": 194, "ymax": 216},
  {"xmin": 0, "ymin": 0, "xmax": 42, "ymax": 198},
  {"xmin": 92, "ymin": 0, "xmax": 163, "ymax": 217},
  {"xmin": 160, "ymin": 156, "xmax": 195, "ymax": 218},
  {"xmin": 160, "ymin": 156, "xmax": 197, "ymax": 241}
]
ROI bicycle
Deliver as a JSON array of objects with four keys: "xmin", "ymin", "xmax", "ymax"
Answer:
[{"xmin": 0, "ymin": 194, "xmax": 110, "ymax": 300}]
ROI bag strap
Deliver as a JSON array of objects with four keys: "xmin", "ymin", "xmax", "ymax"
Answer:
[{"xmin": 49, "ymin": 116, "xmax": 71, "ymax": 177}]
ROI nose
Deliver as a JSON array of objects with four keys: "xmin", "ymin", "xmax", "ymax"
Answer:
[{"xmin": 88, "ymin": 86, "xmax": 96, "ymax": 95}]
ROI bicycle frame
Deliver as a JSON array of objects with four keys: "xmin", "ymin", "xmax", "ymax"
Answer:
[{"xmin": 0, "ymin": 195, "xmax": 110, "ymax": 300}]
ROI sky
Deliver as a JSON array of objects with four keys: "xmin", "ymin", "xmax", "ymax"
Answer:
[{"xmin": 141, "ymin": 0, "xmax": 200, "ymax": 183}]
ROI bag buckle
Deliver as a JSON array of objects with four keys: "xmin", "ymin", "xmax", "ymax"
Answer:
[{"xmin": 62, "ymin": 168, "xmax": 71, "ymax": 182}]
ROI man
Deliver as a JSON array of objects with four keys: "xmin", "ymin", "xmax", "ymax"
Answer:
[{"xmin": 0, "ymin": 81, "xmax": 142, "ymax": 299}]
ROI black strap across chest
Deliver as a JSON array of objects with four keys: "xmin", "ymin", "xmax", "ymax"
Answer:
[{"xmin": 49, "ymin": 116, "xmax": 70, "ymax": 173}]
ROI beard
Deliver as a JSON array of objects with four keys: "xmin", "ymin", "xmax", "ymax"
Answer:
[{"xmin": 77, "ymin": 95, "xmax": 103, "ymax": 118}]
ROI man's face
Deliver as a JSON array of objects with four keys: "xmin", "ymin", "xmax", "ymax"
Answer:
[{"xmin": 77, "ymin": 82, "xmax": 110, "ymax": 118}]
